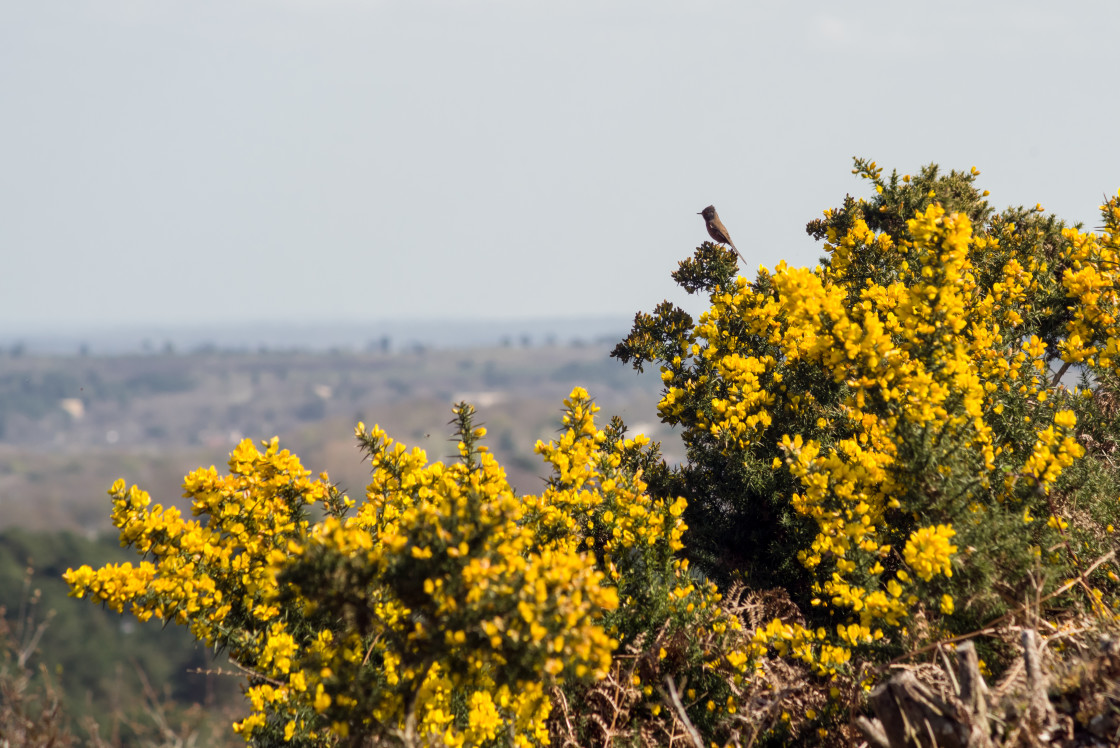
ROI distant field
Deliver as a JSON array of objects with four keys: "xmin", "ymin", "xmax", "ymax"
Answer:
[{"xmin": 0, "ymin": 344, "xmax": 671, "ymax": 533}]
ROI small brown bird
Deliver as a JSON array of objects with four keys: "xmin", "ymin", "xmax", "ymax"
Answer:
[{"xmin": 698, "ymin": 205, "xmax": 745, "ymax": 264}]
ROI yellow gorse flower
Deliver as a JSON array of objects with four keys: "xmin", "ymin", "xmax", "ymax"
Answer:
[
  {"xmin": 647, "ymin": 171, "xmax": 1120, "ymax": 675},
  {"xmin": 902, "ymin": 525, "xmax": 958, "ymax": 582},
  {"xmin": 64, "ymin": 388, "xmax": 754, "ymax": 744}
]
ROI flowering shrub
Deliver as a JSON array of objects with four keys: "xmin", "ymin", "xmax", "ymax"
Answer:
[
  {"xmin": 65, "ymin": 390, "xmax": 754, "ymax": 745},
  {"xmin": 529, "ymin": 392, "xmax": 753, "ymax": 744},
  {"xmin": 613, "ymin": 160, "xmax": 1120, "ymax": 681}
]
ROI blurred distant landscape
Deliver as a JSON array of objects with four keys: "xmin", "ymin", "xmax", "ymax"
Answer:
[
  {"xmin": 0, "ymin": 320, "xmax": 674, "ymax": 533},
  {"xmin": 0, "ymin": 317, "xmax": 640, "ymax": 356}
]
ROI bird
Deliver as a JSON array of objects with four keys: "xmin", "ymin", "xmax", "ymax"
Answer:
[{"xmin": 698, "ymin": 205, "xmax": 745, "ymax": 264}]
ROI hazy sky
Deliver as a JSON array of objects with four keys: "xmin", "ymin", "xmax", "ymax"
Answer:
[{"xmin": 3, "ymin": 1, "xmax": 1118, "ymax": 334}]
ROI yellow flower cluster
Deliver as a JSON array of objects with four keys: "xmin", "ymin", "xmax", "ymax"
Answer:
[
  {"xmin": 64, "ymin": 414, "xmax": 619, "ymax": 744},
  {"xmin": 65, "ymin": 388, "xmax": 753, "ymax": 745},
  {"xmin": 750, "ymin": 618, "xmax": 853, "ymax": 676},
  {"xmin": 1059, "ymin": 191, "xmax": 1120, "ymax": 368},
  {"xmin": 902, "ymin": 525, "xmax": 957, "ymax": 582},
  {"xmin": 1023, "ymin": 409, "xmax": 1085, "ymax": 490},
  {"xmin": 530, "ymin": 389, "xmax": 754, "ymax": 725},
  {"xmin": 273, "ymin": 400, "xmax": 621, "ymax": 744},
  {"xmin": 661, "ymin": 199, "xmax": 1099, "ymax": 670},
  {"xmin": 66, "ymin": 438, "xmax": 330, "ymax": 648},
  {"xmin": 531, "ymin": 388, "xmax": 687, "ymax": 568}
]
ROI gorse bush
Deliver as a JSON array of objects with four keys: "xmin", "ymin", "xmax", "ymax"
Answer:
[
  {"xmin": 66, "ymin": 391, "xmax": 752, "ymax": 745},
  {"xmin": 65, "ymin": 160, "xmax": 1120, "ymax": 745},
  {"xmin": 613, "ymin": 159, "xmax": 1120, "ymax": 677}
]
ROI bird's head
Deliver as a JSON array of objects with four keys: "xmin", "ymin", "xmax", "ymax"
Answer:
[{"xmin": 699, "ymin": 206, "xmax": 717, "ymax": 220}]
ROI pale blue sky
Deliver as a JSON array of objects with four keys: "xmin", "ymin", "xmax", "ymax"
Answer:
[{"xmin": 2, "ymin": 1, "xmax": 1117, "ymax": 335}]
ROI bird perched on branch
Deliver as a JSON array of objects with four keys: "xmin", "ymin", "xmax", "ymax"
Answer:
[{"xmin": 698, "ymin": 205, "xmax": 745, "ymax": 264}]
